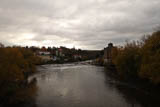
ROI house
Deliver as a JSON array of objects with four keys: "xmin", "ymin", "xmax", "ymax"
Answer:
[
  {"xmin": 56, "ymin": 48, "xmax": 65, "ymax": 57},
  {"xmin": 73, "ymin": 54, "xmax": 82, "ymax": 60},
  {"xmin": 38, "ymin": 51, "xmax": 50, "ymax": 56},
  {"xmin": 36, "ymin": 51, "xmax": 53, "ymax": 62}
]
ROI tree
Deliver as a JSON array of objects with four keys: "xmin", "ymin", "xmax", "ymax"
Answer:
[{"xmin": 139, "ymin": 31, "xmax": 160, "ymax": 84}]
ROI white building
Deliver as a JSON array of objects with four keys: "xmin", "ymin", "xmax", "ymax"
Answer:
[
  {"xmin": 38, "ymin": 51, "xmax": 51, "ymax": 55},
  {"xmin": 37, "ymin": 51, "xmax": 53, "ymax": 62}
]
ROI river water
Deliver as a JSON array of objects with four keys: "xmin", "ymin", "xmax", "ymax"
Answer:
[{"xmin": 28, "ymin": 63, "xmax": 159, "ymax": 107}]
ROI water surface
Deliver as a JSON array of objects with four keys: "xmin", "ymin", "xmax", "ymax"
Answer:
[{"xmin": 28, "ymin": 63, "xmax": 159, "ymax": 107}]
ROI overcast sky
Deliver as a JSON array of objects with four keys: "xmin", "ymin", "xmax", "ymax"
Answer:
[{"xmin": 0, "ymin": 0, "xmax": 160, "ymax": 50}]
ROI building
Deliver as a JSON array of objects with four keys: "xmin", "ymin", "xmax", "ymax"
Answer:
[
  {"xmin": 103, "ymin": 43, "xmax": 114, "ymax": 63},
  {"xmin": 36, "ymin": 51, "xmax": 53, "ymax": 62},
  {"xmin": 73, "ymin": 54, "xmax": 82, "ymax": 60},
  {"xmin": 38, "ymin": 51, "xmax": 51, "ymax": 56},
  {"xmin": 56, "ymin": 48, "xmax": 65, "ymax": 57}
]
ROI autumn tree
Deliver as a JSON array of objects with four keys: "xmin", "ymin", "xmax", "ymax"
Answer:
[
  {"xmin": 139, "ymin": 31, "xmax": 160, "ymax": 84},
  {"xmin": 113, "ymin": 41, "xmax": 141, "ymax": 79},
  {"xmin": 0, "ymin": 47, "xmax": 41, "ymax": 103}
]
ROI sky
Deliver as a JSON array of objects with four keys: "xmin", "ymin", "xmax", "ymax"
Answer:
[{"xmin": 0, "ymin": 0, "xmax": 160, "ymax": 50}]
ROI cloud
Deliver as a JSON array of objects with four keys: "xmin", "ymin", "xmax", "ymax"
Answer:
[{"xmin": 0, "ymin": 0, "xmax": 160, "ymax": 49}]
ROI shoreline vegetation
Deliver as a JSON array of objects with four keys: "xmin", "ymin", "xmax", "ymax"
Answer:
[
  {"xmin": 114, "ymin": 30, "xmax": 160, "ymax": 85},
  {"xmin": 0, "ymin": 47, "xmax": 40, "ymax": 106},
  {"xmin": 92, "ymin": 30, "xmax": 160, "ymax": 95}
]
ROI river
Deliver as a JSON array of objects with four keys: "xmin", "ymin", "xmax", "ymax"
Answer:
[{"xmin": 27, "ymin": 63, "xmax": 159, "ymax": 107}]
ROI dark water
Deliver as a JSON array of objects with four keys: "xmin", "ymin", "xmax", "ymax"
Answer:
[{"xmin": 27, "ymin": 63, "xmax": 159, "ymax": 107}]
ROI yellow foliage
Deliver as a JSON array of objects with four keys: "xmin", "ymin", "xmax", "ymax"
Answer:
[
  {"xmin": 112, "ymin": 31, "xmax": 160, "ymax": 84},
  {"xmin": 0, "ymin": 47, "xmax": 40, "ymax": 99},
  {"xmin": 139, "ymin": 31, "xmax": 160, "ymax": 84}
]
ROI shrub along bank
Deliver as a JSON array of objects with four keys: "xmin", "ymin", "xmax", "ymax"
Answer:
[
  {"xmin": 112, "ymin": 30, "xmax": 160, "ymax": 85},
  {"xmin": 0, "ymin": 47, "xmax": 41, "ymax": 105}
]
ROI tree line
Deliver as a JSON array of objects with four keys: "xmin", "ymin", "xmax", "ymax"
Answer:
[
  {"xmin": 112, "ymin": 30, "xmax": 160, "ymax": 85},
  {"xmin": 0, "ymin": 47, "xmax": 41, "ymax": 105}
]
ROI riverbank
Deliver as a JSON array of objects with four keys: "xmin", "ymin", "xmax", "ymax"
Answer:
[
  {"xmin": 104, "ymin": 66, "xmax": 160, "ymax": 97},
  {"xmin": 91, "ymin": 58, "xmax": 160, "ymax": 97},
  {"xmin": 0, "ymin": 47, "xmax": 40, "ymax": 106},
  {"xmin": 92, "ymin": 30, "xmax": 160, "ymax": 95}
]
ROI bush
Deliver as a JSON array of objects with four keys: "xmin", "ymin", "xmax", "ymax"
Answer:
[
  {"xmin": 0, "ymin": 47, "xmax": 40, "ymax": 102},
  {"xmin": 113, "ymin": 42, "xmax": 141, "ymax": 79},
  {"xmin": 113, "ymin": 30, "xmax": 160, "ymax": 84},
  {"xmin": 139, "ymin": 31, "xmax": 160, "ymax": 84}
]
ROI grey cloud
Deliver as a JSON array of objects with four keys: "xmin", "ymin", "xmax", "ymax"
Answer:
[{"xmin": 0, "ymin": 0, "xmax": 160, "ymax": 49}]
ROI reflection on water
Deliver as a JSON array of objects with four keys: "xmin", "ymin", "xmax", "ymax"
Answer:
[
  {"xmin": 0, "ymin": 78, "xmax": 38, "ymax": 107},
  {"xmin": 104, "ymin": 68, "xmax": 160, "ymax": 107},
  {"xmin": 27, "ymin": 63, "xmax": 159, "ymax": 107}
]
